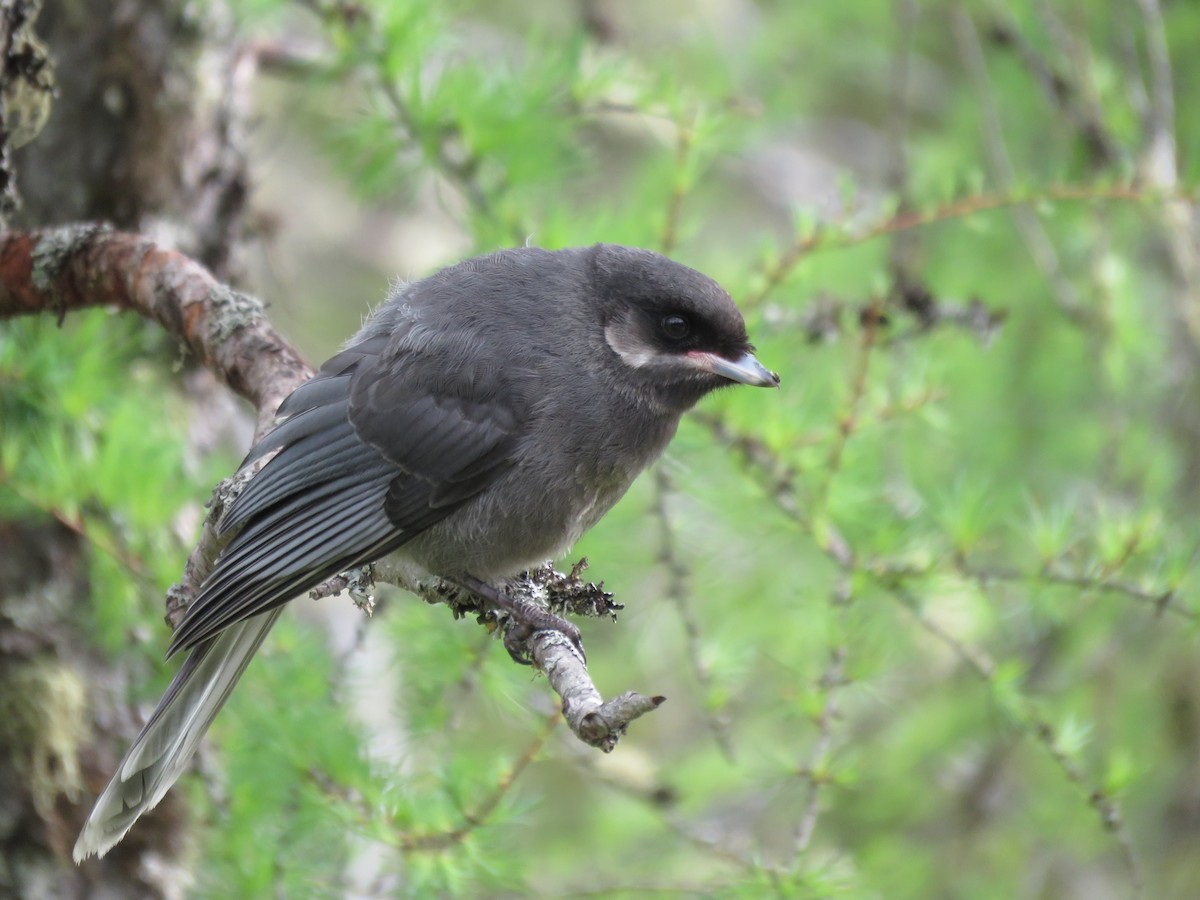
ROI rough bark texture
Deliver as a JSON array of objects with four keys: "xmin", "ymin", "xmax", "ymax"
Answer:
[
  {"xmin": 0, "ymin": 1, "xmax": 251, "ymax": 895},
  {"xmin": 11, "ymin": 0, "xmax": 250, "ymax": 280},
  {"xmin": 0, "ymin": 225, "xmax": 312, "ymax": 435},
  {"xmin": 0, "ymin": 0, "xmax": 55, "ymax": 223},
  {"xmin": 0, "ymin": 522, "xmax": 190, "ymax": 898}
]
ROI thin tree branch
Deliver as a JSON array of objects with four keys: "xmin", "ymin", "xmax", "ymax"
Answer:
[
  {"xmin": 310, "ymin": 709, "xmax": 561, "ymax": 852},
  {"xmin": 0, "ymin": 223, "xmax": 313, "ymax": 626},
  {"xmin": 646, "ymin": 106, "xmax": 736, "ymax": 758},
  {"xmin": 981, "ymin": 3, "xmax": 1121, "ymax": 169},
  {"xmin": 570, "ymin": 747, "xmax": 761, "ymax": 872},
  {"xmin": 360, "ymin": 558, "xmax": 664, "ymax": 751},
  {"xmin": 1134, "ymin": 0, "xmax": 1176, "ymax": 189},
  {"xmin": 0, "ymin": 224, "xmax": 313, "ymax": 437},
  {"xmin": 890, "ymin": 584, "xmax": 1145, "ymax": 898},
  {"xmin": 1130, "ymin": 0, "xmax": 1200, "ymax": 360},
  {"xmin": 652, "ymin": 468, "xmax": 735, "ymax": 760},
  {"xmin": 393, "ymin": 710, "xmax": 560, "ymax": 851},
  {"xmin": 746, "ymin": 182, "xmax": 1194, "ymax": 310},
  {"xmin": 870, "ymin": 556, "xmax": 1194, "ymax": 622},
  {"xmin": 303, "ymin": 0, "xmax": 524, "ymax": 243},
  {"xmin": 793, "ymin": 579, "xmax": 850, "ymax": 858},
  {"xmin": 660, "ymin": 112, "xmax": 695, "ymax": 258},
  {"xmin": 951, "ymin": 5, "xmax": 1093, "ymax": 329}
]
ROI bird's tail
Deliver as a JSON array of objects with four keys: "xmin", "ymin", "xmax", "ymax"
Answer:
[{"xmin": 73, "ymin": 609, "xmax": 283, "ymax": 861}]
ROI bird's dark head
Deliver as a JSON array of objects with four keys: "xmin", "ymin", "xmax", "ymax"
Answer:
[{"xmin": 588, "ymin": 244, "xmax": 779, "ymax": 410}]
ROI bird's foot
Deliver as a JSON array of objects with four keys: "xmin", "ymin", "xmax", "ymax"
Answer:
[
  {"xmin": 454, "ymin": 574, "xmax": 585, "ymax": 665},
  {"xmin": 500, "ymin": 601, "xmax": 584, "ymax": 665}
]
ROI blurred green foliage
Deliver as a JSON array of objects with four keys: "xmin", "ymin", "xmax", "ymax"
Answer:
[
  {"xmin": 0, "ymin": 314, "xmax": 212, "ymax": 653},
  {"xmin": 9, "ymin": 0, "xmax": 1200, "ymax": 896}
]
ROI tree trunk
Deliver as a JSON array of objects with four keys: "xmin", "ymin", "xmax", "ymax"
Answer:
[{"xmin": 0, "ymin": 0, "xmax": 250, "ymax": 894}]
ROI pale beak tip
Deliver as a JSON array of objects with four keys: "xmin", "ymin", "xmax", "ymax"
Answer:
[{"xmin": 707, "ymin": 350, "xmax": 780, "ymax": 388}]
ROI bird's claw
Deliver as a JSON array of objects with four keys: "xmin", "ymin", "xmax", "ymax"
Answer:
[
  {"xmin": 454, "ymin": 573, "xmax": 586, "ymax": 666},
  {"xmin": 499, "ymin": 600, "xmax": 585, "ymax": 665}
]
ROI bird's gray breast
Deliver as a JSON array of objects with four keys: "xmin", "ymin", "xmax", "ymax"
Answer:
[{"xmin": 399, "ymin": 384, "xmax": 678, "ymax": 581}]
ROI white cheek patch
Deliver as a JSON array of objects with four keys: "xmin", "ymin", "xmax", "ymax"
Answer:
[{"xmin": 604, "ymin": 322, "xmax": 659, "ymax": 368}]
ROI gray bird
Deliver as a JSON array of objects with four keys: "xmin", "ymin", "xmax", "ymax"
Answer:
[{"xmin": 73, "ymin": 244, "xmax": 778, "ymax": 860}]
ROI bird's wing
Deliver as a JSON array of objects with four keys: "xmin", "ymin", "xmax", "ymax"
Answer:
[
  {"xmin": 74, "ymin": 329, "xmax": 530, "ymax": 860},
  {"xmin": 166, "ymin": 333, "xmax": 527, "ymax": 655}
]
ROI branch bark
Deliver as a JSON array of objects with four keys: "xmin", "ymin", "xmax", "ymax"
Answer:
[
  {"xmin": 0, "ymin": 223, "xmax": 663, "ymax": 752},
  {"xmin": 0, "ymin": 224, "xmax": 312, "ymax": 436}
]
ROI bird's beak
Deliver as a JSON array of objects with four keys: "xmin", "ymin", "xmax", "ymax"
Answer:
[{"xmin": 689, "ymin": 350, "xmax": 780, "ymax": 387}]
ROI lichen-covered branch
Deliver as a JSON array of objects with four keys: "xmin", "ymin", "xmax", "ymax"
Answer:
[
  {"xmin": 0, "ymin": 224, "xmax": 314, "ymax": 437},
  {"xmin": 318, "ymin": 559, "xmax": 664, "ymax": 751}
]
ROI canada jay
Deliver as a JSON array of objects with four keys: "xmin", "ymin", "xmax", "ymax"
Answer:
[{"xmin": 74, "ymin": 243, "xmax": 778, "ymax": 860}]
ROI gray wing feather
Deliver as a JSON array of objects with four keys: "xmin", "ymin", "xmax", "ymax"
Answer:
[
  {"xmin": 220, "ymin": 429, "xmax": 367, "ymax": 531},
  {"xmin": 169, "ymin": 471, "xmax": 399, "ymax": 652},
  {"xmin": 76, "ymin": 318, "xmax": 533, "ymax": 859}
]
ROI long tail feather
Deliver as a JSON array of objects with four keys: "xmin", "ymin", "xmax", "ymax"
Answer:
[{"xmin": 73, "ymin": 609, "xmax": 282, "ymax": 861}]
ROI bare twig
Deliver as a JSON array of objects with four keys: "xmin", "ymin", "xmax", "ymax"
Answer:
[
  {"xmin": 652, "ymin": 468, "xmax": 735, "ymax": 760},
  {"xmin": 890, "ymin": 585, "xmax": 1144, "ymax": 898},
  {"xmin": 660, "ymin": 113, "xmax": 695, "ymax": 257},
  {"xmin": 870, "ymin": 556, "xmax": 1194, "ymax": 623},
  {"xmin": 1134, "ymin": 0, "xmax": 1176, "ymax": 189},
  {"xmin": 951, "ymin": 6, "xmax": 1093, "ymax": 328},
  {"xmin": 793, "ymin": 578, "xmax": 850, "ymax": 857},
  {"xmin": 746, "ymin": 182, "xmax": 1191, "ymax": 310},
  {"xmin": 981, "ymin": 3, "xmax": 1121, "ymax": 168}
]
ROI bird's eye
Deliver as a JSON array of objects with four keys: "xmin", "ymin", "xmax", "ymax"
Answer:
[{"xmin": 660, "ymin": 314, "xmax": 691, "ymax": 341}]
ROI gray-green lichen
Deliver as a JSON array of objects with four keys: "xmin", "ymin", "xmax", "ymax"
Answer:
[
  {"xmin": 29, "ymin": 222, "xmax": 108, "ymax": 295},
  {"xmin": 1, "ymin": 0, "xmax": 56, "ymax": 151},
  {"xmin": 205, "ymin": 283, "xmax": 264, "ymax": 341},
  {"xmin": 0, "ymin": 657, "xmax": 86, "ymax": 814}
]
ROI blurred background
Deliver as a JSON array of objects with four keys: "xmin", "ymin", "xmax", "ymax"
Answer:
[{"xmin": 3, "ymin": 0, "xmax": 1200, "ymax": 897}]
